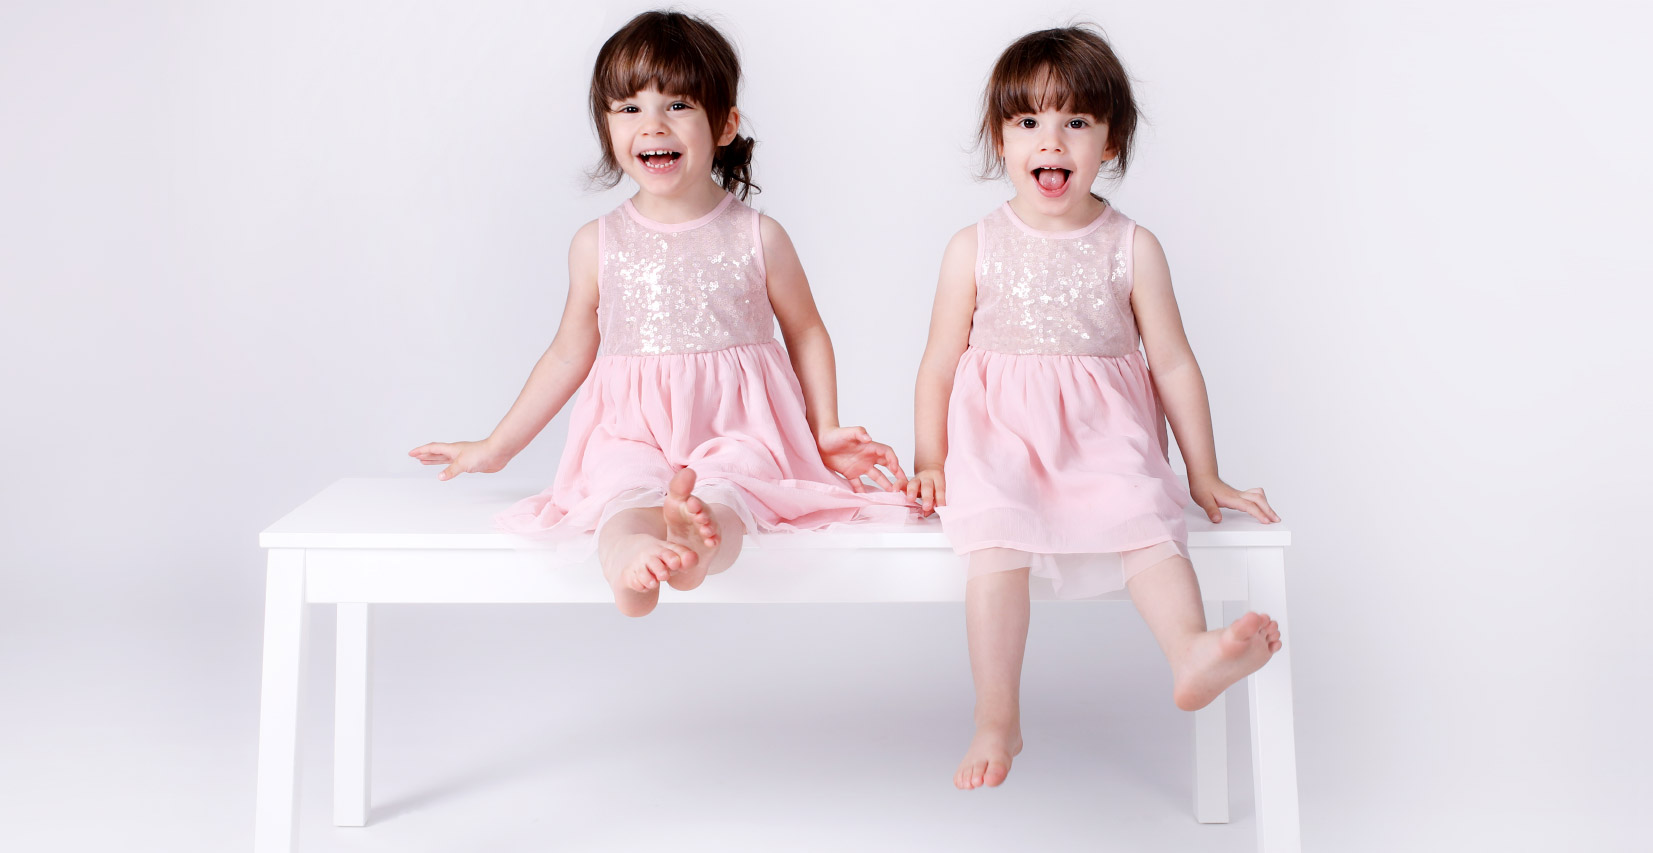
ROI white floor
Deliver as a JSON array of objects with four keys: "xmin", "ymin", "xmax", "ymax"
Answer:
[{"xmin": 1, "ymin": 599, "xmax": 1259, "ymax": 853}]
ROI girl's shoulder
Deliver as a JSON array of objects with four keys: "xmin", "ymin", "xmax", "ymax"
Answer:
[
  {"xmin": 569, "ymin": 217, "xmax": 601, "ymax": 261},
  {"xmin": 753, "ymin": 207, "xmax": 782, "ymax": 241},
  {"xmin": 938, "ymin": 222, "xmax": 979, "ymax": 278}
]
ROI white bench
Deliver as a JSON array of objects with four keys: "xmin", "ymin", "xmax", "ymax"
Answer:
[{"xmin": 254, "ymin": 477, "xmax": 1302, "ymax": 852}]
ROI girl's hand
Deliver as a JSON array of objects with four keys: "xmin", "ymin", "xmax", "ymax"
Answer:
[
  {"xmin": 906, "ymin": 468, "xmax": 945, "ymax": 517},
  {"xmin": 817, "ymin": 426, "xmax": 909, "ymax": 493},
  {"xmin": 1189, "ymin": 476, "xmax": 1280, "ymax": 524},
  {"xmin": 408, "ymin": 438, "xmax": 512, "ymax": 481}
]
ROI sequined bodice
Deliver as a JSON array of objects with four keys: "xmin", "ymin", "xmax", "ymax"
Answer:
[
  {"xmin": 596, "ymin": 194, "xmax": 773, "ymax": 356},
  {"xmin": 969, "ymin": 203, "xmax": 1140, "ymax": 357}
]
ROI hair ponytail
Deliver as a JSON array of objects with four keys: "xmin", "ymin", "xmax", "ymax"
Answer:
[{"xmin": 714, "ymin": 133, "xmax": 759, "ymax": 201}]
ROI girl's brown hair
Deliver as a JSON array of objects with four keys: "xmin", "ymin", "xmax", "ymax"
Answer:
[
  {"xmin": 588, "ymin": 10, "xmax": 758, "ymax": 200},
  {"xmin": 978, "ymin": 25, "xmax": 1139, "ymax": 185}
]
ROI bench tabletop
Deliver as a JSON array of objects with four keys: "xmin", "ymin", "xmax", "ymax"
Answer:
[{"xmin": 260, "ymin": 477, "xmax": 1290, "ymax": 550}]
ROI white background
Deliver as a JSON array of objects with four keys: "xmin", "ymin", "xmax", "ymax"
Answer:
[{"xmin": 2, "ymin": 1, "xmax": 1649, "ymax": 851}]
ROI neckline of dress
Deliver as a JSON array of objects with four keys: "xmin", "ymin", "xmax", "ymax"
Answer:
[
  {"xmin": 1000, "ymin": 201, "xmax": 1112, "ymax": 239},
  {"xmin": 623, "ymin": 193, "xmax": 736, "ymax": 233}
]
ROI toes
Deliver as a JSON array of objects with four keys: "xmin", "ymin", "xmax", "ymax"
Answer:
[
  {"xmin": 1229, "ymin": 611, "xmax": 1267, "ymax": 638},
  {"xmin": 667, "ymin": 467, "xmax": 697, "ymax": 499},
  {"xmin": 984, "ymin": 761, "xmax": 1009, "ymax": 787},
  {"xmin": 668, "ymin": 542, "xmax": 699, "ymax": 570}
]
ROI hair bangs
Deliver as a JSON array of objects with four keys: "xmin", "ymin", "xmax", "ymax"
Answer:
[{"xmin": 593, "ymin": 36, "xmax": 719, "ymax": 112}]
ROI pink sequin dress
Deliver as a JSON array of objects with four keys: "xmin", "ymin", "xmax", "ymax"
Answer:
[
  {"xmin": 935, "ymin": 202, "xmax": 1194, "ymax": 598},
  {"xmin": 498, "ymin": 193, "xmax": 912, "ymax": 543}
]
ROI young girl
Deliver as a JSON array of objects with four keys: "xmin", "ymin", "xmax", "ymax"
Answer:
[
  {"xmin": 908, "ymin": 26, "xmax": 1284, "ymax": 790},
  {"xmin": 411, "ymin": 10, "xmax": 911, "ymax": 617}
]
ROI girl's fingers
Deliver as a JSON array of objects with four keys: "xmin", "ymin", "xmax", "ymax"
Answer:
[
  {"xmin": 1223, "ymin": 495, "xmax": 1268, "ymax": 522},
  {"xmin": 863, "ymin": 467, "xmax": 895, "ymax": 492},
  {"xmin": 876, "ymin": 464, "xmax": 907, "ymax": 492},
  {"xmin": 878, "ymin": 449, "xmax": 909, "ymax": 488},
  {"xmin": 1249, "ymin": 491, "xmax": 1280, "ymax": 522},
  {"xmin": 439, "ymin": 464, "xmax": 459, "ymax": 481}
]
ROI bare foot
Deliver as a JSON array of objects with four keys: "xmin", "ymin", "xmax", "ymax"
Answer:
[
  {"xmin": 954, "ymin": 721, "xmax": 1022, "ymax": 790},
  {"xmin": 1172, "ymin": 611, "xmax": 1281, "ymax": 711},
  {"xmin": 662, "ymin": 467, "xmax": 721, "ymax": 590},
  {"xmin": 607, "ymin": 533, "xmax": 698, "ymax": 595}
]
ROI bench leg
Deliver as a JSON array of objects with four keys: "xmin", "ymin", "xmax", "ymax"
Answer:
[
  {"xmin": 334, "ymin": 604, "xmax": 372, "ymax": 827},
  {"xmin": 254, "ymin": 550, "xmax": 309, "ymax": 853},
  {"xmin": 1246, "ymin": 547, "xmax": 1302, "ymax": 853},
  {"xmin": 1194, "ymin": 598, "xmax": 1230, "ymax": 823}
]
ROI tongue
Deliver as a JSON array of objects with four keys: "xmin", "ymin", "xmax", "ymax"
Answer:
[{"xmin": 1038, "ymin": 169, "xmax": 1066, "ymax": 191}]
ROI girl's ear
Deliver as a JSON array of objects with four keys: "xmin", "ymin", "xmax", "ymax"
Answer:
[{"xmin": 717, "ymin": 106, "xmax": 741, "ymax": 146}]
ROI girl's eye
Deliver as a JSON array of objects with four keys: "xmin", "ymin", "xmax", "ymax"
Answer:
[
  {"xmin": 1068, "ymin": 118, "xmax": 1088, "ymax": 129},
  {"xmin": 615, "ymin": 105, "xmax": 639, "ymax": 114},
  {"xmin": 1018, "ymin": 118, "xmax": 1037, "ymax": 129},
  {"xmin": 670, "ymin": 102, "xmax": 692, "ymax": 111}
]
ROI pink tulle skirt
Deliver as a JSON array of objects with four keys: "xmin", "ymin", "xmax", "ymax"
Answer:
[
  {"xmin": 498, "ymin": 340, "xmax": 913, "ymax": 547},
  {"xmin": 936, "ymin": 346, "xmax": 1193, "ymax": 597}
]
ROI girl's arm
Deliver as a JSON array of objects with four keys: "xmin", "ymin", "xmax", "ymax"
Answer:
[
  {"xmin": 761, "ymin": 215, "xmax": 907, "ymax": 493},
  {"xmin": 907, "ymin": 225, "xmax": 978, "ymax": 516},
  {"xmin": 409, "ymin": 221, "xmax": 602, "ymax": 480},
  {"xmin": 1131, "ymin": 225, "xmax": 1279, "ymax": 523}
]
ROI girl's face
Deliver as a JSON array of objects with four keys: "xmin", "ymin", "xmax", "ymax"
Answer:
[
  {"xmin": 999, "ymin": 107, "xmax": 1117, "ymax": 218},
  {"xmin": 606, "ymin": 86, "xmax": 738, "ymax": 199}
]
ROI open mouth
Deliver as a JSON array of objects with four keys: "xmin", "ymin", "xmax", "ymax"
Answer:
[
  {"xmin": 1033, "ymin": 167, "xmax": 1071, "ymax": 197},
  {"xmin": 638, "ymin": 149, "xmax": 683, "ymax": 173}
]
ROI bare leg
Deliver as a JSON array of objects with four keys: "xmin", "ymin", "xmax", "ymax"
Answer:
[
  {"xmin": 955, "ymin": 566, "xmax": 1030, "ymax": 790},
  {"xmin": 1125, "ymin": 556, "xmax": 1282, "ymax": 711},
  {"xmin": 597, "ymin": 507, "xmax": 698, "ymax": 618},
  {"xmin": 660, "ymin": 468, "xmax": 746, "ymax": 591}
]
